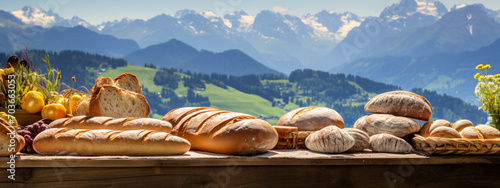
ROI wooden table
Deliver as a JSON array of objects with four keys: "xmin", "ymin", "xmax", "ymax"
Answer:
[{"xmin": 1, "ymin": 149, "xmax": 500, "ymax": 187}]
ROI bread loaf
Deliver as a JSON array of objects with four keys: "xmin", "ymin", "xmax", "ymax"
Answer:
[
  {"xmin": 305, "ymin": 126, "xmax": 354, "ymax": 153},
  {"xmin": 277, "ymin": 106, "xmax": 344, "ymax": 131},
  {"xmin": 91, "ymin": 77, "xmax": 114, "ymax": 94},
  {"xmin": 344, "ymin": 128, "xmax": 369, "ymax": 152},
  {"xmin": 420, "ymin": 120, "xmax": 451, "ymax": 137},
  {"xmin": 452, "ymin": 120, "xmax": 474, "ymax": 132},
  {"xmin": 33, "ymin": 128, "xmax": 190, "ymax": 155},
  {"xmin": 476, "ymin": 125, "xmax": 500, "ymax": 139},
  {"xmin": 162, "ymin": 107, "xmax": 278, "ymax": 155},
  {"xmin": 92, "ymin": 73, "xmax": 142, "ymax": 94},
  {"xmin": 89, "ymin": 86, "xmax": 150, "ymax": 118},
  {"xmin": 49, "ymin": 116, "xmax": 172, "ymax": 133},
  {"xmin": 460, "ymin": 127, "xmax": 483, "ymax": 139},
  {"xmin": 353, "ymin": 114, "xmax": 420, "ymax": 137},
  {"xmin": 369, "ymin": 133, "xmax": 413, "ymax": 153},
  {"xmin": 429, "ymin": 126, "xmax": 461, "ymax": 138},
  {"xmin": 364, "ymin": 91, "xmax": 433, "ymax": 121},
  {"xmin": 0, "ymin": 119, "xmax": 25, "ymax": 156},
  {"xmin": 73, "ymin": 98, "xmax": 90, "ymax": 116}
]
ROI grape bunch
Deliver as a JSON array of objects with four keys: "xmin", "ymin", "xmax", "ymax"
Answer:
[{"xmin": 17, "ymin": 121, "xmax": 49, "ymax": 153}]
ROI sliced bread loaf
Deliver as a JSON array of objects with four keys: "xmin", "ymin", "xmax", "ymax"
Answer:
[
  {"xmin": 89, "ymin": 86, "xmax": 150, "ymax": 118},
  {"xmin": 91, "ymin": 77, "xmax": 114, "ymax": 94},
  {"xmin": 73, "ymin": 98, "xmax": 90, "ymax": 116},
  {"xmin": 114, "ymin": 73, "xmax": 142, "ymax": 94}
]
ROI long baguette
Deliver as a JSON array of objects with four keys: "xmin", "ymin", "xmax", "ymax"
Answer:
[
  {"xmin": 162, "ymin": 107, "xmax": 278, "ymax": 155},
  {"xmin": 49, "ymin": 116, "xmax": 172, "ymax": 133},
  {"xmin": 33, "ymin": 128, "xmax": 190, "ymax": 155}
]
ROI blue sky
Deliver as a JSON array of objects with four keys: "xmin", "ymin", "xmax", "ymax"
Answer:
[{"xmin": 1, "ymin": 0, "xmax": 499, "ymax": 24}]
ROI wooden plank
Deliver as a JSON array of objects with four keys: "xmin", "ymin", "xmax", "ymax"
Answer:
[
  {"xmin": 2, "ymin": 150, "xmax": 500, "ymax": 168},
  {"xmin": 1, "ymin": 164, "xmax": 500, "ymax": 187}
]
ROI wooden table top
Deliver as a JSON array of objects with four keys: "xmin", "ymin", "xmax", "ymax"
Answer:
[{"xmin": 3, "ymin": 149, "xmax": 500, "ymax": 168}]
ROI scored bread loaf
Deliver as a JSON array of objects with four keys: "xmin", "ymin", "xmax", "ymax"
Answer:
[
  {"xmin": 91, "ymin": 73, "xmax": 142, "ymax": 94},
  {"xmin": 305, "ymin": 126, "xmax": 354, "ymax": 153},
  {"xmin": 162, "ymin": 107, "xmax": 278, "ymax": 155},
  {"xmin": 353, "ymin": 114, "xmax": 420, "ymax": 137},
  {"xmin": 277, "ymin": 106, "xmax": 344, "ymax": 131},
  {"xmin": 89, "ymin": 85, "xmax": 150, "ymax": 118},
  {"xmin": 0, "ymin": 118, "xmax": 25, "ymax": 156},
  {"xmin": 369, "ymin": 133, "xmax": 413, "ymax": 153},
  {"xmin": 49, "ymin": 116, "xmax": 172, "ymax": 133},
  {"xmin": 73, "ymin": 98, "xmax": 90, "ymax": 116},
  {"xmin": 344, "ymin": 128, "xmax": 370, "ymax": 152},
  {"xmin": 364, "ymin": 91, "xmax": 433, "ymax": 121},
  {"xmin": 33, "ymin": 128, "xmax": 190, "ymax": 155}
]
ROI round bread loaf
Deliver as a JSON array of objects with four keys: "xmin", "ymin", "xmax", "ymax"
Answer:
[
  {"xmin": 476, "ymin": 125, "xmax": 500, "ymax": 139},
  {"xmin": 305, "ymin": 126, "xmax": 354, "ymax": 153},
  {"xmin": 364, "ymin": 91, "xmax": 432, "ymax": 121},
  {"xmin": 460, "ymin": 127, "xmax": 483, "ymax": 139},
  {"xmin": 429, "ymin": 126, "xmax": 461, "ymax": 138},
  {"xmin": 344, "ymin": 128, "xmax": 369, "ymax": 152},
  {"xmin": 420, "ymin": 119, "xmax": 451, "ymax": 137},
  {"xmin": 353, "ymin": 114, "xmax": 420, "ymax": 137},
  {"xmin": 277, "ymin": 107, "xmax": 344, "ymax": 131},
  {"xmin": 452, "ymin": 120, "xmax": 474, "ymax": 132},
  {"xmin": 369, "ymin": 133, "xmax": 413, "ymax": 153}
]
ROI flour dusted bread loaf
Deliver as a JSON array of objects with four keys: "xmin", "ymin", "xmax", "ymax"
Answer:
[
  {"xmin": 369, "ymin": 133, "xmax": 413, "ymax": 153},
  {"xmin": 73, "ymin": 98, "xmax": 90, "ymax": 116},
  {"xmin": 344, "ymin": 128, "xmax": 369, "ymax": 152},
  {"xmin": 91, "ymin": 73, "xmax": 142, "ymax": 94},
  {"xmin": 49, "ymin": 116, "xmax": 172, "ymax": 133},
  {"xmin": 353, "ymin": 114, "xmax": 420, "ymax": 137},
  {"xmin": 419, "ymin": 119, "xmax": 451, "ymax": 137},
  {"xmin": 33, "ymin": 128, "xmax": 190, "ymax": 155},
  {"xmin": 305, "ymin": 126, "xmax": 354, "ymax": 153},
  {"xmin": 162, "ymin": 107, "xmax": 278, "ymax": 155},
  {"xmin": 365, "ymin": 91, "xmax": 433, "ymax": 121},
  {"xmin": 277, "ymin": 106, "xmax": 344, "ymax": 131},
  {"xmin": 89, "ymin": 85, "xmax": 150, "ymax": 118},
  {"xmin": 0, "ymin": 119, "xmax": 25, "ymax": 156}
]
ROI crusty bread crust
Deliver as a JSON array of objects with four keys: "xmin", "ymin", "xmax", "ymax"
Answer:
[
  {"xmin": 33, "ymin": 128, "xmax": 190, "ymax": 156},
  {"xmin": 89, "ymin": 86, "xmax": 150, "ymax": 118},
  {"xmin": 91, "ymin": 77, "xmax": 114, "ymax": 94},
  {"xmin": 277, "ymin": 106, "xmax": 344, "ymax": 131},
  {"xmin": 364, "ymin": 91, "xmax": 433, "ymax": 121},
  {"xmin": 49, "ymin": 116, "xmax": 172, "ymax": 133},
  {"xmin": 114, "ymin": 72, "xmax": 142, "ymax": 94},
  {"xmin": 164, "ymin": 107, "xmax": 278, "ymax": 155}
]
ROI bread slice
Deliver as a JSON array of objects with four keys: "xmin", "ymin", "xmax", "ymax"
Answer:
[
  {"xmin": 91, "ymin": 77, "xmax": 114, "ymax": 94},
  {"xmin": 89, "ymin": 86, "xmax": 150, "ymax": 118},
  {"xmin": 73, "ymin": 98, "xmax": 90, "ymax": 116},
  {"xmin": 114, "ymin": 73, "xmax": 142, "ymax": 94}
]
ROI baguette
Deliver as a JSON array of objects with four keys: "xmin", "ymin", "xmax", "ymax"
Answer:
[
  {"xmin": 364, "ymin": 91, "xmax": 433, "ymax": 121},
  {"xmin": 33, "ymin": 128, "xmax": 190, "ymax": 155},
  {"xmin": 89, "ymin": 85, "xmax": 150, "ymax": 118},
  {"xmin": 277, "ymin": 106, "xmax": 344, "ymax": 131},
  {"xmin": 49, "ymin": 116, "xmax": 172, "ymax": 133},
  {"xmin": 162, "ymin": 107, "xmax": 278, "ymax": 155}
]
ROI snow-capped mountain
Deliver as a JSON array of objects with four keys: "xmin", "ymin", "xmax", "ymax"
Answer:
[{"xmin": 10, "ymin": 6, "xmax": 96, "ymax": 30}]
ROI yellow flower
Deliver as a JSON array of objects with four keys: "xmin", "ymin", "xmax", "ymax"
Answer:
[
  {"xmin": 484, "ymin": 64, "xmax": 492, "ymax": 69},
  {"xmin": 476, "ymin": 64, "xmax": 484, "ymax": 69},
  {"xmin": 495, "ymin": 74, "xmax": 500, "ymax": 79},
  {"xmin": 474, "ymin": 73, "xmax": 480, "ymax": 79},
  {"xmin": 489, "ymin": 82, "xmax": 495, "ymax": 86},
  {"xmin": 497, "ymin": 78, "xmax": 500, "ymax": 83}
]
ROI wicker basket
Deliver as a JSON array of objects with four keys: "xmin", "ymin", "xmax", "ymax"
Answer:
[
  {"xmin": 412, "ymin": 134, "xmax": 500, "ymax": 155},
  {"xmin": 273, "ymin": 126, "xmax": 314, "ymax": 149}
]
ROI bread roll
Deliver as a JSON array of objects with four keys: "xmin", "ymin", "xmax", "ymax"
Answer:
[
  {"xmin": 369, "ymin": 133, "xmax": 413, "ymax": 153},
  {"xmin": 0, "ymin": 119, "xmax": 25, "ymax": 156},
  {"xmin": 74, "ymin": 98, "xmax": 90, "ymax": 116},
  {"xmin": 163, "ymin": 107, "xmax": 278, "ymax": 155},
  {"xmin": 33, "ymin": 128, "xmax": 190, "ymax": 155},
  {"xmin": 419, "ymin": 119, "xmax": 451, "ymax": 137},
  {"xmin": 476, "ymin": 125, "xmax": 500, "ymax": 139},
  {"xmin": 460, "ymin": 127, "xmax": 483, "ymax": 139},
  {"xmin": 344, "ymin": 128, "xmax": 369, "ymax": 152},
  {"xmin": 353, "ymin": 114, "xmax": 420, "ymax": 137},
  {"xmin": 429, "ymin": 126, "xmax": 461, "ymax": 138},
  {"xmin": 364, "ymin": 91, "xmax": 433, "ymax": 121},
  {"xmin": 305, "ymin": 126, "xmax": 354, "ymax": 153},
  {"xmin": 89, "ymin": 86, "xmax": 150, "ymax": 118},
  {"xmin": 277, "ymin": 106, "xmax": 344, "ymax": 131},
  {"xmin": 452, "ymin": 119, "xmax": 474, "ymax": 132},
  {"xmin": 49, "ymin": 116, "xmax": 172, "ymax": 133}
]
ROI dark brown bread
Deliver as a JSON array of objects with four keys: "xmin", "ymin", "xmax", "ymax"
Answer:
[
  {"xmin": 277, "ymin": 106, "xmax": 344, "ymax": 131},
  {"xmin": 364, "ymin": 91, "xmax": 433, "ymax": 121},
  {"xmin": 162, "ymin": 107, "xmax": 278, "ymax": 155}
]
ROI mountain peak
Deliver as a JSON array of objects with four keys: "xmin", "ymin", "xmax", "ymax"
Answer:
[{"xmin": 381, "ymin": 0, "xmax": 447, "ymax": 18}]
